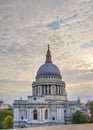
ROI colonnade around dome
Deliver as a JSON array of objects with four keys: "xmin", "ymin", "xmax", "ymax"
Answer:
[{"xmin": 32, "ymin": 84, "xmax": 66, "ymax": 96}]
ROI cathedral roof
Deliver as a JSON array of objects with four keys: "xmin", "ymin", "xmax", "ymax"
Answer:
[{"xmin": 36, "ymin": 45, "xmax": 61, "ymax": 78}]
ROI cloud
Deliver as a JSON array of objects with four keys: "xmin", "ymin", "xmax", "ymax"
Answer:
[
  {"xmin": 80, "ymin": 40, "xmax": 93, "ymax": 48},
  {"xmin": 0, "ymin": 80, "xmax": 31, "ymax": 104},
  {"xmin": 0, "ymin": 0, "xmax": 93, "ymax": 103},
  {"xmin": 63, "ymin": 68, "xmax": 93, "ymax": 84},
  {"xmin": 67, "ymin": 82, "xmax": 93, "ymax": 102}
]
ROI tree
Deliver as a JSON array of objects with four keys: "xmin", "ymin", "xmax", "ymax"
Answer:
[
  {"xmin": 0, "ymin": 110, "xmax": 13, "ymax": 123},
  {"xmin": 3, "ymin": 115, "xmax": 13, "ymax": 129},
  {"xmin": 89, "ymin": 101, "xmax": 93, "ymax": 122},
  {"xmin": 72, "ymin": 110, "xmax": 88, "ymax": 124},
  {"xmin": 0, "ymin": 122, "xmax": 4, "ymax": 129},
  {"xmin": 0, "ymin": 110, "xmax": 13, "ymax": 129}
]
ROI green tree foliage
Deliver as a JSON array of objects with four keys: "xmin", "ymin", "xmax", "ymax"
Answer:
[
  {"xmin": 0, "ymin": 110, "xmax": 13, "ymax": 129},
  {"xmin": 89, "ymin": 101, "xmax": 93, "ymax": 122},
  {"xmin": 72, "ymin": 110, "xmax": 88, "ymax": 124},
  {"xmin": 0, "ymin": 110, "xmax": 13, "ymax": 123},
  {"xmin": 0, "ymin": 122, "xmax": 4, "ymax": 129},
  {"xmin": 3, "ymin": 115, "xmax": 13, "ymax": 129}
]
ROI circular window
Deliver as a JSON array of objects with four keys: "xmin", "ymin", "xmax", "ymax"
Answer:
[{"xmin": 34, "ymin": 97, "xmax": 36, "ymax": 100}]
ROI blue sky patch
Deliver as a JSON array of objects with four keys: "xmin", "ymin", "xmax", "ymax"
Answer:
[
  {"xmin": 47, "ymin": 20, "xmax": 61, "ymax": 30},
  {"xmin": 80, "ymin": 40, "xmax": 93, "ymax": 48}
]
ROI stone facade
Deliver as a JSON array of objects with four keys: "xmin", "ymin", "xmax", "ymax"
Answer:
[{"xmin": 13, "ymin": 45, "xmax": 81, "ymax": 128}]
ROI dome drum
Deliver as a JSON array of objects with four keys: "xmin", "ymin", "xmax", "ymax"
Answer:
[{"xmin": 36, "ymin": 74, "xmax": 62, "ymax": 80}]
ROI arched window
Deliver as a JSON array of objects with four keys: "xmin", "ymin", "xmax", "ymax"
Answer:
[
  {"xmin": 21, "ymin": 116, "xmax": 23, "ymax": 120},
  {"xmin": 33, "ymin": 109, "xmax": 37, "ymax": 120},
  {"xmin": 45, "ymin": 109, "xmax": 48, "ymax": 120}
]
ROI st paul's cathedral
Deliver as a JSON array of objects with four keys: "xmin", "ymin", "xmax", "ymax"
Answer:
[{"xmin": 13, "ymin": 45, "xmax": 81, "ymax": 128}]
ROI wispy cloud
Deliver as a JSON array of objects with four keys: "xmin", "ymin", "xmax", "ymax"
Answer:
[
  {"xmin": 0, "ymin": 0, "xmax": 93, "ymax": 103},
  {"xmin": 0, "ymin": 80, "xmax": 31, "ymax": 104}
]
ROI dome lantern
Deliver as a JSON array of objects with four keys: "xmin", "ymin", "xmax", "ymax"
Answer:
[
  {"xmin": 36, "ymin": 45, "xmax": 62, "ymax": 79},
  {"xmin": 45, "ymin": 44, "xmax": 52, "ymax": 63}
]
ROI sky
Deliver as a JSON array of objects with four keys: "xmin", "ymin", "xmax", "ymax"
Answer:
[{"xmin": 0, "ymin": 0, "xmax": 93, "ymax": 104}]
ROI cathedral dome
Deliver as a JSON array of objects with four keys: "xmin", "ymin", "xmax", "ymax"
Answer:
[
  {"xmin": 36, "ymin": 45, "xmax": 62, "ymax": 78},
  {"xmin": 37, "ymin": 63, "xmax": 61, "ymax": 77}
]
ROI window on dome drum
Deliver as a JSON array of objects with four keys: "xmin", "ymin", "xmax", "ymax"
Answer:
[
  {"xmin": 52, "ymin": 86, "xmax": 54, "ymax": 94},
  {"xmin": 59, "ymin": 86, "xmax": 61, "ymax": 95},
  {"xmin": 56, "ymin": 85, "xmax": 57, "ymax": 95},
  {"xmin": 59, "ymin": 86, "xmax": 60, "ymax": 95},
  {"xmin": 42, "ymin": 85, "xmax": 44, "ymax": 95},
  {"xmin": 45, "ymin": 85, "xmax": 47, "ymax": 94},
  {"xmin": 33, "ymin": 109, "xmax": 37, "ymax": 120},
  {"xmin": 49, "ymin": 85, "xmax": 51, "ymax": 94},
  {"xmin": 45, "ymin": 109, "xmax": 48, "ymax": 119}
]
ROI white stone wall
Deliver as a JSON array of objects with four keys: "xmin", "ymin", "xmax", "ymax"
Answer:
[
  {"xmin": 28, "ymin": 96, "xmax": 45, "ymax": 103},
  {"xmin": 14, "ymin": 108, "xmax": 19, "ymax": 121},
  {"xmin": 57, "ymin": 108, "xmax": 64, "ymax": 122}
]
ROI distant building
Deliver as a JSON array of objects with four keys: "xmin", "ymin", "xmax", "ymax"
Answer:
[
  {"xmin": 0, "ymin": 100, "xmax": 12, "ymax": 110},
  {"xmin": 13, "ymin": 45, "xmax": 81, "ymax": 128},
  {"xmin": 0, "ymin": 101, "xmax": 3, "ymax": 108}
]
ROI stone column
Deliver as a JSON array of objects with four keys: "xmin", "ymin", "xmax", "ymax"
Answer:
[
  {"xmin": 56, "ymin": 85, "xmax": 57, "ymax": 95},
  {"xmin": 40, "ymin": 85, "xmax": 42, "ymax": 95},
  {"xmin": 51, "ymin": 85, "xmax": 53, "ymax": 94},
  {"xmin": 34, "ymin": 86, "xmax": 36, "ymax": 95},
  {"xmin": 45, "ymin": 85, "xmax": 47, "ymax": 95},
  {"xmin": 61, "ymin": 86, "xmax": 62, "ymax": 95},
  {"xmin": 32, "ymin": 86, "xmax": 34, "ymax": 95},
  {"xmin": 39, "ymin": 108, "xmax": 42, "ymax": 122},
  {"xmin": 27, "ymin": 108, "xmax": 30, "ymax": 121},
  {"xmin": 47, "ymin": 85, "xmax": 49, "ymax": 95},
  {"xmin": 38, "ymin": 86, "xmax": 40, "ymax": 95},
  {"xmin": 31, "ymin": 109, "xmax": 33, "ymax": 121},
  {"xmin": 59, "ymin": 86, "xmax": 61, "ymax": 95},
  {"xmin": 36, "ymin": 86, "xmax": 38, "ymax": 95},
  {"xmin": 57, "ymin": 86, "xmax": 59, "ymax": 95},
  {"xmin": 44, "ymin": 85, "xmax": 45, "ymax": 95}
]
